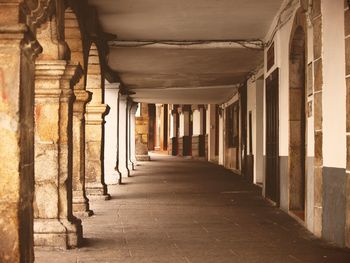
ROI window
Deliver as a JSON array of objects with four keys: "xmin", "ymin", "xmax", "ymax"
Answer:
[{"xmin": 226, "ymin": 102, "xmax": 239, "ymax": 148}]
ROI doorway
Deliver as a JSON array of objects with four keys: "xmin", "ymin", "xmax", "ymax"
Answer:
[
  {"xmin": 265, "ymin": 68, "xmax": 279, "ymax": 204},
  {"xmin": 289, "ymin": 26, "xmax": 306, "ymax": 220}
]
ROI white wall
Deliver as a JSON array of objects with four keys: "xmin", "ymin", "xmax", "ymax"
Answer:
[{"xmin": 322, "ymin": 0, "xmax": 346, "ymax": 168}]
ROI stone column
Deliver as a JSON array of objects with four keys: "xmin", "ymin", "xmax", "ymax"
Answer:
[
  {"xmin": 207, "ymin": 104, "xmax": 217, "ymax": 162},
  {"xmin": 311, "ymin": 0, "xmax": 324, "ymax": 238},
  {"xmin": 178, "ymin": 106, "xmax": 191, "ymax": 156},
  {"xmin": 104, "ymin": 82, "xmax": 121, "ymax": 184},
  {"xmin": 0, "ymin": 25, "xmax": 40, "ymax": 263},
  {"xmin": 72, "ymin": 88, "xmax": 93, "ymax": 217},
  {"xmin": 155, "ymin": 104, "xmax": 162, "ymax": 150},
  {"xmin": 169, "ymin": 105, "xmax": 178, "ymax": 156},
  {"xmin": 127, "ymin": 100, "xmax": 133, "ymax": 170},
  {"xmin": 129, "ymin": 102, "xmax": 138, "ymax": 169},
  {"xmin": 34, "ymin": 60, "xmax": 82, "ymax": 249},
  {"xmin": 85, "ymin": 102, "xmax": 110, "ymax": 199},
  {"xmin": 135, "ymin": 103, "xmax": 151, "ymax": 161},
  {"xmin": 118, "ymin": 94, "xmax": 130, "ymax": 178},
  {"xmin": 191, "ymin": 105, "xmax": 205, "ymax": 158}
]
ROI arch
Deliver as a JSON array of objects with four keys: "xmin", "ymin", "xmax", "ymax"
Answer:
[
  {"xmin": 86, "ymin": 42, "xmax": 104, "ymax": 104},
  {"xmin": 84, "ymin": 41, "xmax": 109, "ymax": 199},
  {"xmin": 288, "ymin": 9, "xmax": 307, "ymax": 220},
  {"xmin": 64, "ymin": 7, "xmax": 85, "ymax": 87}
]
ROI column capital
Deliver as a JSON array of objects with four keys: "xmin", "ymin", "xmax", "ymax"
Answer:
[
  {"xmin": 35, "ymin": 60, "xmax": 67, "ymax": 98},
  {"xmin": 35, "ymin": 59, "xmax": 67, "ymax": 78},
  {"xmin": 0, "ymin": 0, "xmax": 54, "ymax": 33},
  {"xmin": 119, "ymin": 94, "xmax": 128, "ymax": 102},
  {"xmin": 61, "ymin": 62, "xmax": 83, "ymax": 100},
  {"xmin": 74, "ymin": 90, "xmax": 91, "ymax": 104},
  {"xmin": 191, "ymin": 104, "xmax": 199, "ymax": 112},
  {"xmin": 105, "ymin": 82, "xmax": 121, "ymax": 91},
  {"xmin": 62, "ymin": 62, "xmax": 83, "ymax": 88},
  {"xmin": 130, "ymin": 102, "xmax": 138, "ymax": 115},
  {"xmin": 73, "ymin": 90, "xmax": 91, "ymax": 117},
  {"xmin": 86, "ymin": 104, "xmax": 109, "ymax": 125}
]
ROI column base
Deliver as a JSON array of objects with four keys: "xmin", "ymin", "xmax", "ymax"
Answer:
[
  {"xmin": 86, "ymin": 183, "xmax": 111, "ymax": 200},
  {"xmin": 119, "ymin": 167, "xmax": 130, "ymax": 178},
  {"xmin": 128, "ymin": 162, "xmax": 134, "ymax": 171},
  {"xmin": 136, "ymin": 155, "xmax": 151, "ymax": 161},
  {"xmin": 105, "ymin": 172, "xmax": 120, "ymax": 185},
  {"xmin": 34, "ymin": 218, "xmax": 82, "ymax": 249},
  {"xmin": 73, "ymin": 194, "xmax": 94, "ymax": 218},
  {"xmin": 192, "ymin": 135, "xmax": 205, "ymax": 158},
  {"xmin": 179, "ymin": 136, "xmax": 191, "ymax": 156}
]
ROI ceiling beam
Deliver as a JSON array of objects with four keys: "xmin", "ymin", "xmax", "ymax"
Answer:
[{"xmin": 108, "ymin": 40, "xmax": 264, "ymax": 50}]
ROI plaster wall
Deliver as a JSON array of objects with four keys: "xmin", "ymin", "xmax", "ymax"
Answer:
[{"xmin": 322, "ymin": 0, "xmax": 346, "ymax": 169}]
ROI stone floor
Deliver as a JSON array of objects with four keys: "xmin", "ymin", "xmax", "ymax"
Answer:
[{"xmin": 35, "ymin": 155, "xmax": 350, "ymax": 263}]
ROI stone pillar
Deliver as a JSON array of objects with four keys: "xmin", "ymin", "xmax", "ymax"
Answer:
[
  {"xmin": 218, "ymin": 107, "xmax": 225, "ymax": 165},
  {"xmin": 129, "ymin": 102, "xmax": 138, "ymax": 169},
  {"xmin": 135, "ymin": 103, "xmax": 151, "ymax": 161},
  {"xmin": 127, "ymin": 100, "xmax": 134, "ymax": 170},
  {"xmin": 85, "ymin": 103, "xmax": 110, "ymax": 199},
  {"xmin": 207, "ymin": 104, "xmax": 217, "ymax": 162},
  {"xmin": 72, "ymin": 88, "xmax": 93, "ymax": 217},
  {"xmin": 104, "ymin": 82, "xmax": 121, "ymax": 184},
  {"xmin": 192, "ymin": 105, "xmax": 205, "ymax": 158},
  {"xmin": 178, "ymin": 106, "xmax": 191, "ymax": 156},
  {"xmin": 205, "ymin": 105, "xmax": 209, "ymax": 159},
  {"xmin": 34, "ymin": 61, "xmax": 82, "ymax": 249},
  {"xmin": 311, "ymin": 0, "xmax": 324, "ymax": 238},
  {"xmin": 0, "ymin": 25, "xmax": 40, "ymax": 263},
  {"xmin": 169, "ymin": 105, "xmax": 178, "ymax": 156},
  {"xmin": 118, "ymin": 94, "xmax": 130, "ymax": 177}
]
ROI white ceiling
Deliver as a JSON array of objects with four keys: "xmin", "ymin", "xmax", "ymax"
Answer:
[{"xmin": 88, "ymin": 0, "xmax": 284, "ymax": 104}]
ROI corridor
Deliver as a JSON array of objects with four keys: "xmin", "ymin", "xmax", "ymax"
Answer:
[{"xmin": 35, "ymin": 156, "xmax": 350, "ymax": 263}]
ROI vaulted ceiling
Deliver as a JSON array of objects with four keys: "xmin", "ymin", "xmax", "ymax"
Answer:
[{"xmin": 88, "ymin": 0, "xmax": 284, "ymax": 104}]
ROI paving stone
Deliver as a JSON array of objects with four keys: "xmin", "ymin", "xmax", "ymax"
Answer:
[{"xmin": 35, "ymin": 155, "xmax": 350, "ymax": 262}]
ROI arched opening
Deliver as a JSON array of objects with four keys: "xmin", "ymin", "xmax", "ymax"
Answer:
[
  {"xmin": 64, "ymin": 7, "xmax": 94, "ymax": 217},
  {"xmin": 289, "ymin": 25, "xmax": 307, "ymax": 220},
  {"xmin": 64, "ymin": 7, "xmax": 85, "ymax": 86}
]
